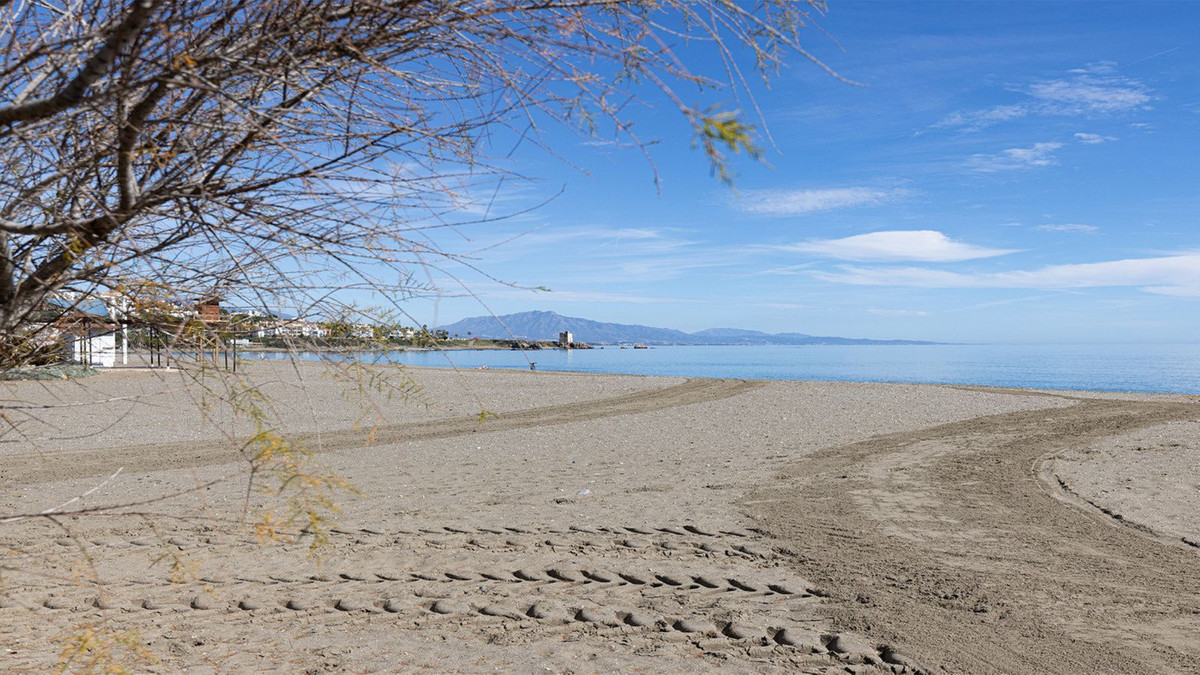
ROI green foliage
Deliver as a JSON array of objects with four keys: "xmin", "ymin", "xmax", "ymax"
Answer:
[{"xmin": 695, "ymin": 108, "xmax": 763, "ymax": 185}]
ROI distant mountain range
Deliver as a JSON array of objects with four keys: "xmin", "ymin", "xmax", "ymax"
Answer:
[{"xmin": 439, "ymin": 311, "xmax": 938, "ymax": 346}]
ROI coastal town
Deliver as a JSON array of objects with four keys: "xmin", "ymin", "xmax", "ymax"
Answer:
[{"xmin": 11, "ymin": 292, "xmax": 592, "ymax": 370}]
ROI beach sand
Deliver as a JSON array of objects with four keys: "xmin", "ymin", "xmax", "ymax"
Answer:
[{"xmin": 1, "ymin": 361, "xmax": 1197, "ymax": 672}]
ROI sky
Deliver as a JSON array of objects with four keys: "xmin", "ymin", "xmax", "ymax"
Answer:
[{"xmin": 381, "ymin": 1, "xmax": 1200, "ymax": 344}]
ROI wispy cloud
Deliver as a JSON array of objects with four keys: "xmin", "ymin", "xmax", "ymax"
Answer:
[
  {"xmin": 464, "ymin": 224, "xmax": 747, "ymax": 285},
  {"xmin": 1066, "ymin": 61, "xmax": 1119, "ymax": 75},
  {"xmin": 933, "ymin": 65, "xmax": 1152, "ymax": 132},
  {"xmin": 967, "ymin": 142, "xmax": 1062, "ymax": 172},
  {"xmin": 1027, "ymin": 74, "xmax": 1150, "ymax": 115},
  {"xmin": 868, "ymin": 308, "xmax": 929, "ymax": 317},
  {"xmin": 1142, "ymin": 286, "xmax": 1200, "ymax": 298},
  {"xmin": 812, "ymin": 253, "xmax": 1200, "ymax": 297},
  {"xmin": 931, "ymin": 104, "xmax": 1029, "ymax": 132},
  {"xmin": 732, "ymin": 187, "xmax": 905, "ymax": 216},
  {"xmin": 778, "ymin": 230, "xmax": 1018, "ymax": 262},
  {"xmin": 748, "ymin": 263, "xmax": 820, "ymax": 277},
  {"xmin": 486, "ymin": 226, "xmax": 683, "ymax": 247},
  {"xmin": 1074, "ymin": 132, "xmax": 1117, "ymax": 145},
  {"xmin": 1035, "ymin": 223, "xmax": 1098, "ymax": 233},
  {"xmin": 470, "ymin": 225, "xmax": 695, "ymax": 259}
]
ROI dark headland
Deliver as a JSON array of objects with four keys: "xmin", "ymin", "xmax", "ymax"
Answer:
[{"xmin": 439, "ymin": 310, "xmax": 940, "ymax": 346}]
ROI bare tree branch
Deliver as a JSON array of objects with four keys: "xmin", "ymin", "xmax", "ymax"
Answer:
[{"xmin": 0, "ymin": 0, "xmax": 164, "ymax": 125}]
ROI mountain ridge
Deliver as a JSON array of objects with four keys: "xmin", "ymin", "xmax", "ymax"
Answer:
[{"xmin": 439, "ymin": 311, "xmax": 938, "ymax": 346}]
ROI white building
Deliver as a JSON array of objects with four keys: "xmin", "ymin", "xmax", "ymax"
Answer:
[
  {"xmin": 48, "ymin": 293, "xmax": 130, "ymax": 367},
  {"xmin": 260, "ymin": 319, "xmax": 327, "ymax": 339},
  {"xmin": 67, "ymin": 330, "xmax": 118, "ymax": 368}
]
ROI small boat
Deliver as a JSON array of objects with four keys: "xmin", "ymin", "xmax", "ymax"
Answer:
[{"xmin": 633, "ymin": 344, "xmax": 648, "ymax": 349}]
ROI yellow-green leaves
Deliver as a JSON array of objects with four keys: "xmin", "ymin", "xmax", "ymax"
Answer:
[{"xmin": 695, "ymin": 109, "xmax": 763, "ymax": 185}]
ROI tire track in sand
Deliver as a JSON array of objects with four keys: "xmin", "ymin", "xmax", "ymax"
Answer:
[
  {"xmin": 745, "ymin": 396, "xmax": 1200, "ymax": 674},
  {"xmin": 1, "ymin": 520, "xmax": 919, "ymax": 672},
  {"xmin": 3, "ymin": 377, "xmax": 762, "ymax": 485},
  {"xmin": 3, "ymin": 523, "xmax": 784, "ymax": 565}
]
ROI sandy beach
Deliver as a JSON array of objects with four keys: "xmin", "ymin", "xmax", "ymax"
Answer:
[{"xmin": 1, "ymin": 360, "xmax": 1197, "ymax": 672}]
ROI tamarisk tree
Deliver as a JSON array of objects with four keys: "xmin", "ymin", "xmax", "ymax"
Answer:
[{"xmin": 0, "ymin": 0, "xmax": 834, "ymax": 365}]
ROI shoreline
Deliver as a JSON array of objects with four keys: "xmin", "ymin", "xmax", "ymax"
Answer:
[{"xmin": 212, "ymin": 353, "xmax": 1200, "ymax": 397}]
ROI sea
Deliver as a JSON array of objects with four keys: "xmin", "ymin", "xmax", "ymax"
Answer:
[{"xmin": 256, "ymin": 343, "xmax": 1200, "ymax": 395}]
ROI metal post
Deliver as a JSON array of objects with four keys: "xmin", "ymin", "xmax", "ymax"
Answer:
[{"xmin": 121, "ymin": 298, "xmax": 128, "ymax": 365}]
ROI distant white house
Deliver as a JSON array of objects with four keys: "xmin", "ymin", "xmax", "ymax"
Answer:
[
  {"xmin": 67, "ymin": 330, "xmax": 118, "ymax": 368},
  {"xmin": 224, "ymin": 307, "xmax": 272, "ymax": 319},
  {"xmin": 254, "ymin": 319, "xmax": 328, "ymax": 339},
  {"xmin": 47, "ymin": 293, "xmax": 129, "ymax": 367}
]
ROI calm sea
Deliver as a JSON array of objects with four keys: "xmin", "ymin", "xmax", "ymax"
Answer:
[{"xmin": 257, "ymin": 344, "xmax": 1200, "ymax": 395}]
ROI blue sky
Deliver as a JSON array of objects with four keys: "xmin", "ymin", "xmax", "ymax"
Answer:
[{"xmin": 387, "ymin": 1, "xmax": 1199, "ymax": 344}]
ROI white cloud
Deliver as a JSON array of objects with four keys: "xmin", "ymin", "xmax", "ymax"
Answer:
[
  {"xmin": 472, "ymin": 226, "xmax": 694, "ymax": 258},
  {"xmin": 933, "ymin": 66, "xmax": 1152, "ymax": 132},
  {"xmin": 1067, "ymin": 61, "xmax": 1119, "ymax": 75},
  {"xmin": 1027, "ymin": 76, "xmax": 1151, "ymax": 114},
  {"xmin": 507, "ymin": 226, "xmax": 678, "ymax": 245},
  {"xmin": 967, "ymin": 142, "xmax": 1063, "ymax": 172},
  {"xmin": 1074, "ymin": 132, "xmax": 1117, "ymax": 144},
  {"xmin": 868, "ymin": 308, "xmax": 929, "ymax": 317},
  {"xmin": 812, "ymin": 254, "xmax": 1200, "ymax": 296},
  {"xmin": 1035, "ymin": 223, "xmax": 1099, "ymax": 233},
  {"xmin": 1142, "ymin": 286, "xmax": 1200, "ymax": 298},
  {"xmin": 780, "ymin": 230, "xmax": 1018, "ymax": 262},
  {"xmin": 750, "ymin": 263, "xmax": 818, "ymax": 277},
  {"xmin": 733, "ymin": 187, "xmax": 903, "ymax": 216},
  {"xmin": 931, "ymin": 104, "xmax": 1028, "ymax": 132}
]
